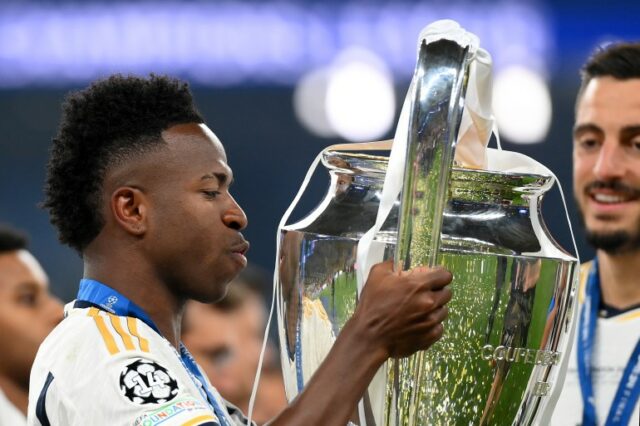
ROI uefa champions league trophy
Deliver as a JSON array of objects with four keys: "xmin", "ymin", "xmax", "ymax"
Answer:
[{"xmin": 275, "ymin": 21, "xmax": 579, "ymax": 425}]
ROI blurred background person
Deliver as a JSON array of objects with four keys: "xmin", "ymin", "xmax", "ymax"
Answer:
[
  {"xmin": 182, "ymin": 264, "xmax": 287, "ymax": 425},
  {"xmin": 0, "ymin": 225, "xmax": 63, "ymax": 425},
  {"xmin": 553, "ymin": 42, "xmax": 640, "ymax": 426}
]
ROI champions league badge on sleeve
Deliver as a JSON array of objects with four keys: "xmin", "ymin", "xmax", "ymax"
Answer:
[{"xmin": 120, "ymin": 358, "xmax": 180, "ymax": 405}]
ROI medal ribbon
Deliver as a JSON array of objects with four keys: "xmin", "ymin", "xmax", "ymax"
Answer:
[{"xmin": 577, "ymin": 259, "xmax": 640, "ymax": 425}]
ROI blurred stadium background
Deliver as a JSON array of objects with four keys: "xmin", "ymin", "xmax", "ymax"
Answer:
[{"xmin": 0, "ymin": 0, "xmax": 638, "ymax": 302}]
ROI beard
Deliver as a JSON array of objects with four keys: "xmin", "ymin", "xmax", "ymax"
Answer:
[
  {"xmin": 576, "ymin": 199, "xmax": 640, "ymax": 255},
  {"xmin": 576, "ymin": 180, "xmax": 640, "ymax": 255},
  {"xmin": 585, "ymin": 229, "xmax": 640, "ymax": 255}
]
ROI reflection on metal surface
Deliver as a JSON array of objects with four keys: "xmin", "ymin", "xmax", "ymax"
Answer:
[
  {"xmin": 394, "ymin": 38, "xmax": 469, "ymax": 272},
  {"xmin": 277, "ymin": 152, "xmax": 577, "ymax": 425}
]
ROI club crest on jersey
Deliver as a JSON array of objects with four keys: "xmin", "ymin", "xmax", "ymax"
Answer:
[{"xmin": 120, "ymin": 358, "xmax": 179, "ymax": 405}]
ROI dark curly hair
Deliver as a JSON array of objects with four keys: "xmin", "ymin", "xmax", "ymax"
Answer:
[
  {"xmin": 577, "ymin": 42, "xmax": 640, "ymax": 106},
  {"xmin": 43, "ymin": 74, "xmax": 204, "ymax": 253},
  {"xmin": 0, "ymin": 224, "xmax": 28, "ymax": 253}
]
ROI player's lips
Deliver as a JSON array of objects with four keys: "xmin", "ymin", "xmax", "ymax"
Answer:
[
  {"xmin": 230, "ymin": 240, "xmax": 250, "ymax": 266},
  {"xmin": 230, "ymin": 239, "xmax": 250, "ymax": 255},
  {"xmin": 588, "ymin": 189, "xmax": 639, "ymax": 204},
  {"xmin": 584, "ymin": 181, "xmax": 640, "ymax": 214}
]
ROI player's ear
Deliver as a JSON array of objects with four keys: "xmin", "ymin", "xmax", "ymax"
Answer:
[{"xmin": 110, "ymin": 187, "xmax": 148, "ymax": 236}]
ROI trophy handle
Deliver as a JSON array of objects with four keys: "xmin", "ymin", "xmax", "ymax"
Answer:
[
  {"xmin": 394, "ymin": 38, "xmax": 472, "ymax": 271},
  {"xmin": 384, "ymin": 35, "xmax": 473, "ymax": 426}
]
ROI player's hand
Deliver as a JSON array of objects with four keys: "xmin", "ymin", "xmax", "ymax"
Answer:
[{"xmin": 352, "ymin": 260, "xmax": 452, "ymax": 359}]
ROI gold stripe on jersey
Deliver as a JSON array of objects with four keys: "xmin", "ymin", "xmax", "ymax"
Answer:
[
  {"xmin": 107, "ymin": 313, "xmax": 136, "ymax": 351},
  {"xmin": 88, "ymin": 307, "xmax": 119, "ymax": 355},
  {"xmin": 181, "ymin": 414, "xmax": 217, "ymax": 426},
  {"xmin": 578, "ymin": 261, "xmax": 593, "ymax": 304},
  {"xmin": 127, "ymin": 316, "xmax": 150, "ymax": 353},
  {"xmin": 613, "ymin": 308, "xmax": 640, "ymax": 323}
]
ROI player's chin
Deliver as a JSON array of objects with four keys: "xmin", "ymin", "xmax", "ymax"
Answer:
[
  {"xmin": 189, "ymin": 287, "xmax": 228, "ymax": 304},
  {"xmin": 192, "ymin": 274, "xmax": 238, "ymax": 303}
]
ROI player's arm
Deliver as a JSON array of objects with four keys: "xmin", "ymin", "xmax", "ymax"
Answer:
[{"xmin": 268, "ymin": 261, "xmax": 452, "ymax": 425}]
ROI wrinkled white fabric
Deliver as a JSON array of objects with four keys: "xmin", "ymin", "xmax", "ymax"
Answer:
[{"xmin": 456, "ymin": 47, "xmax": 494, "ymax": 169}]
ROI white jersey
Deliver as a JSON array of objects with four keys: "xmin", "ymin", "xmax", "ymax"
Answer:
[
  {"xmin": 552, "ymin": 262, "xmax": 640, "ymax": 425},
  {"xmin": 0, "ymin": 388, "xmax": 26, "ymax": 426},
  {"xmin": 27, "ymin": 301, "xmax": 253, "ymax": 426}
]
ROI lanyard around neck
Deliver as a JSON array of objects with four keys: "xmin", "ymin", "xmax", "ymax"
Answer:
[{"xmin": 577, "ymin": 260, "xmax": 640, "ymax": 425}]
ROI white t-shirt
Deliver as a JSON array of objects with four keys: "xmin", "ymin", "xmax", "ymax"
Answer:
[
  {"xmin": 0, "ymin": 387, "xmax": 26, "ymax": 426},
  {"xmin": 27, "ymin": 302, "xmax": 252, "ymax": 426},
  {"xmin": 552, "ymin": 262, "xmax": 640, "ymax": 426}
]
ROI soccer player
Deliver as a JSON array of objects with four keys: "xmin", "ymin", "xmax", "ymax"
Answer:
[{"xmin": 553, "ymin": 43, "xmax": 640, "ymax": 425}]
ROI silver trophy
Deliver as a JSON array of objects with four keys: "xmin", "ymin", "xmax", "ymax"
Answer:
[{"xmin": 276, "ymin": 23, "xmax": 578, "ymax": 425}]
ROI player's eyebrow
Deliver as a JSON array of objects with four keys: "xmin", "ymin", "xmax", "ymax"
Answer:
[
  {"xmin": 573, "ymin": 123, "xmax": 603, "ymax": 139},
  {"xmin": 200, "ymin": 172, "xmax": 233, "ymax": 186}
]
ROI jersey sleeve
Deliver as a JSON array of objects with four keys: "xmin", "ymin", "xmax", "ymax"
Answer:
[{"xmin": 28, "ymin": 310, "xmax": 223, "ymax": 426}]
